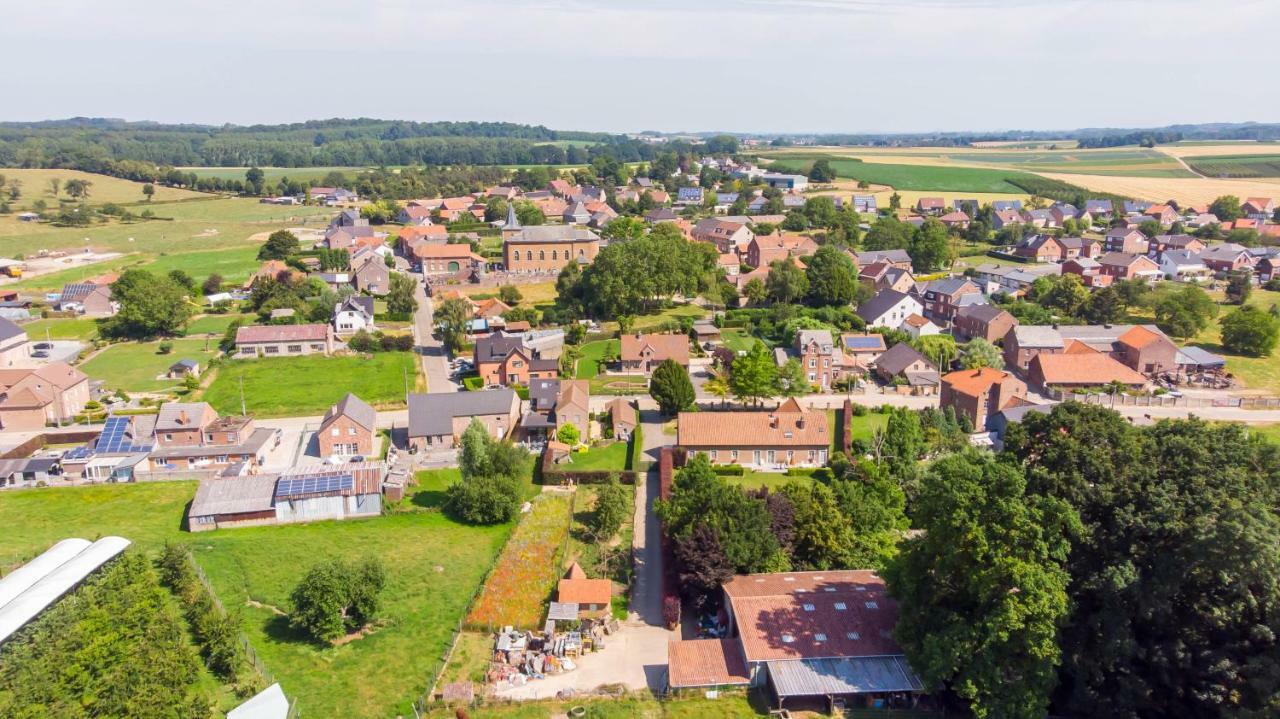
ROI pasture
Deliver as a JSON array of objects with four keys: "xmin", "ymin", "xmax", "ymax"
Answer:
[
  {"xmin": 79, "ymin": 338, "xmax": 221, "ymax": 392},
  {"xmin": 201, "ymin": 352, "xmax": 419, "ymax": 416},
  {"xmin": 0, "ymin": 168, "xmax": 208, "ymax": 204},
  {"xmin": 0, "ymin": 481, "xmax": 513, "ymax": 719}
]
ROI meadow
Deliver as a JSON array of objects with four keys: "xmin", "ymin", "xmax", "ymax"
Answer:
[
  {"xmin": 0, "ymin": 168, "xmax": 208, "ymax": 204},
  {"xmin": 0, "ymin": 481, "xmax": 514, "ymax": 719},
  {"xmin": 465, "ymin": 493, "xmax": 572, "ymax": 631},
  {"xmin": 201, "ymin": 353, "xmax": 419, "ymax": 416},
  {"xmin": 79, "ymin": 338, "xmax": 222, "ymax": 392},
  {"xmin": 767, "ymin": 155, "xmax": 1028, "ymax": 192}
]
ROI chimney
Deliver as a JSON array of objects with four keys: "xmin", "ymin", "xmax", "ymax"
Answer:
[
  {"xmin": 797, "ymin": 416, "xmax": 806, "ymax": 430},
  {"xmin": 769, "ymin": 414, "xmax": 778, "ymax": 429},
  {"xmin": 178, "ymin": 410, "xmax": 188, "ymax": 425}
]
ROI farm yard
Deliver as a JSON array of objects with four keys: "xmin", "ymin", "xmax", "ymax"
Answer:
[
  {"xmin": 465, "ymin": 493, "xmax": 573, "ymax": 631},
  {"xmin": 0, "ymin": 481, "xmax": 514, "ymax": 719},
  {"xmin": 201, "ymin": 352, "xmax": 420, "ymax": 417}
]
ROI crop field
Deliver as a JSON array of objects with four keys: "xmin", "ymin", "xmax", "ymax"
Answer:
[
  {"xmin": 80, "ymin": 338, "xmax": 221, "ymax": 392},
  {"xmin": 1035, "ymin": 172, "xmax": 1280, "ymax": 205},
  {"xmin": 1186, "ymin": 154, "xmax": 1280, "ymax": 178},
  {"xmin": 1160, "ymin": 141, "xmax": 1280, "ymax": 157},
  {"xmin": 767, "ymin": 155, "xmax": 1028, "ymax": 192},
  {"xmin": 465, "ymin": 493, "xmax": 572, "ymax": 630},
  {"xmin": 0, "ymin": 168, "xmax": 209, "ymax": 204},
  {"xmin": 0, "ymin": 481, "xmax": 513, "ymax": 719},
  {"xmin": 202, "ymin": 353, "xmax": 419, "ymax": 417}
]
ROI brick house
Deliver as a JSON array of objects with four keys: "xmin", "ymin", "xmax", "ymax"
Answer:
[
  {"xmin": 952, "ymin": 304, "xmax": 1018, "ymax": 343},
  {"xmin": 692, "ymin": 218, "xmax": 755, "ymax": 253},
  {"xmin": 678, "ymin": 398, "xmax": 830, "ymax": 468},
  {"xmin": 1103, "ymin": 227, "xmax": 1149, "ymax": 255},
  {"xmin": 620, "ymin": 333, "xmax": 690, "ymax": 376},
  {"xmin": 1199, "ymin": 243, "xmax": 1255, "ymax": 274},
  {"xmin": 56, "ymin": 281, "xmax": 115, "ymax": 316},
  {"xmin": 872, "ymin": 342, "xmax": 939, "ymax": 395},
  {"xmin": 406, "ymin": 390, "xmax": 520, "ymax": 451},
  {"xmin": 940, "ymin": 367, "xmax": 1028, "ymax": 430},
  {"xmin": 502, "ymin": 225, "xmax": 601, "ymax": 273},
  {"xmin": 1096, "ymin": 252, "xmax": 1160, "ymax": 281},
  {"xmin": 1012, "ymin": 234, "xmax": 1067, "ymax": 262},
  {"xmin": 416, "ymin": 243, "xmax": 484, "ymax": 277},
  {"xmin": 745, "ymin": 234, "xmax": 818, "ymax": 269},
  {"xmin": 913, "ymin": 278, "xmax": 982, "ymax": 324},
  {"xmin": 474, "ymin": 330, "xmax": 559, "ymax": 387},
  {"xmin": 153, "ymin": 402, "xmax": 220, "ymax": 446},
  {"xmin": 1027, "ymin": 345, "xmax": 1149, "ymax": 392},
  {"xmin": 0, "ymin": 362, "xmax": 91, "ymax": 430},
  {"xmin": 234, "ymin": 324, "xmax": 335, "ymax": 358},
  {"xmin": 318, "ymin": 393, "xmax": 377, "ymax": 458},
  {"xmin": 794, "ymin": 329, "xmax": 838, "ymax": 391},
  {"xmin": 1113, "ymin": 325, "xmax": 1178, "ymax": 375}
]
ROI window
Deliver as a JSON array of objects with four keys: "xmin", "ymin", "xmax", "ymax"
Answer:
[
  {"xmin": 808, "ymin": 358, "xmax": 816, "ymax": 368},
  {"xmin": 802, "ymin": 603, "xmax": 815, "ymax": 612},
  {"xmin": 311, "ymin": 344, "xmax": 324, "ymax": 351},
  {"xmin": 539, "ymin": 250, "xmax": 545, "ymax": 260},
  {"xmin": 710, "ymin": 450, "xmax": 718, "ymax": 461},
  {"xmin": 846, "ymin": 631, "xmax": 861, "ymax": 640},
  {"xmin": 348, "ymin": 427, "xmax": 357, "ymax": 435},
  {"xmin": 781, "ymin": 634, "xmax": 795, "ymax": 644},
  {"xmin": 264, "ymin": 346, "xmax": 280, "ymax": 354},
  {"xmin": 287, "ymin": 344, "xmax": 302, "ymax": 353},
  {"xmin": 865, "ymin": 601, "xmax": 879, "ymax": 609},
  {"xmin": 730, "ymin": 450, "xmax": 737, "ymax": 461},
  {"xmin": 834, "ymin": 602, "xmax": 847, "ymax": 611},
  {"xmin": 165, "ymin": 433, "xmax": 173, "ymax": 442},
  {"xmin": 551, "ymin": 250, "xmax": 558, "ymax": 260},
  {"xmin": 240, "ymin": 347, "xmax": 255, "ymax": 355},
  {"xmin": 814, "ymin": 633, "xmax": 827, "ymax": 642},
  {"xmin": 767, "ymin": 450, "xmax": 775, "ymax": 463},
  {"xmin": 786, "ymin": 450, "xmax": 794, "ymax": 462}
]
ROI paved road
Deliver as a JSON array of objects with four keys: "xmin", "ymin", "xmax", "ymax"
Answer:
[{"xmin": 411, "ymin": 276, "xmax": 456, "ymax": 393}]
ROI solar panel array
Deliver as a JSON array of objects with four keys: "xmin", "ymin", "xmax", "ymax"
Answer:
[
  {"xmin": 95, "ymin": 416, "xmax": 153, "ymax": 454},
  {"xmin": 274, "ymin": 474, "xmax": 354, "ymax": 499},
  {"xmin": 844, "ymin": 336, "xmax": 883, "ymax": 349},
  {"xmin": 62, "ymin": 446, "xmax": 92, "ymax": 461}
]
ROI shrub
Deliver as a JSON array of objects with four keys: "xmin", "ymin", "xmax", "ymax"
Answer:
[
  {"xmin": 662, "ymin": 595, "xmax": 681, "ymax": 630},
  {"xmin": 158, "ymin": 341, "xmax": 174, "ymax": 354},
  {"xmin": 851, "ymin": 402, "xmax": 869, "ymax": 416},
  {"xmin": 710, "ymin": 464, "xmax": 746, "ymax": 476},
  {"xmin": 445, "ymin": 474, "xmax": 523, "ymax": 524}
]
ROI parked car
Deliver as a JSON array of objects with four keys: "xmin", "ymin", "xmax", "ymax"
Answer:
[{"xmin": 33, "ymin": 342, "xmax": 52, "ymax": 350}]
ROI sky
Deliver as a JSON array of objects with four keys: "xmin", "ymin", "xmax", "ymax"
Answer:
[{"xmin": 1, "ymin": 0, "xmax": 1275, "ymax": 135}]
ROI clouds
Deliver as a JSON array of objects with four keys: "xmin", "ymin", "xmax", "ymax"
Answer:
[{"xmin": 0, "ymin": 0, "xmax": 1273, "ymax": 133}]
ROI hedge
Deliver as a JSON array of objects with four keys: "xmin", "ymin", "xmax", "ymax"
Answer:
[
  {"xmin": 539, "ymin": 445, "xmax": 638, "ymax": 485},
  {"xmin": 711, "ymin": 464, "xmax": 746, "ymax": 476},
  {"xmin": 627, "ymin": 410, "xmax": 645, "ymax": 471}
]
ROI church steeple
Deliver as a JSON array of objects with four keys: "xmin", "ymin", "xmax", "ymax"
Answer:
[{"xmin": 503, "ymin": 201, "xmax": 521, "ymax": 231}]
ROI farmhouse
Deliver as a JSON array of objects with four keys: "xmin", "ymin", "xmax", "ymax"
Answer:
[
  {"xmin": 1004, "ymin": 324, "xmax": 1177, "ymax": 377},
  {"xmin": 0, "ymin": 362, "xmax": 91, "ymax": 430},
  {"xmin": 678, "ymin": 398, "xmax": 829, "ymax": 469},
  {"xmin": 855, "ymin": 289, "xmax": 922, "ymax": 330},
  {"xmin": 56, "ymin": 281, "xmax": 115, "ymax": 316},
  {"xmin": 620, "ymin": 332, "xmax": 689, "ymax": 376},
  {"xmin": 416, "ymin": 243, "xmax": 484, "ymax": 277},
  {"xmin": 406, "ymin": 389, "xmax": 520, "ymax": 451},
  {"xmin": 667, "ymin": 570, "xmax": 924, "ymax": 709},
  {"xmin": 1027, "ymin": 345, "xmax": 1148, "ymax": 393},
  {"xmin": 146, "ymin": 403, "xmax": 277, "ymax": 470},
  {"xmin": 318, "ymin": 393, "xmax": 377, "ymax": 459},
  {"xmin": 235, "ymin": 324, "xmax": 335, "ymax": 358}
]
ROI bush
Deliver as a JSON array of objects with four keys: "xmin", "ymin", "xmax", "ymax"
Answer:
[
  {"xmin": 710, "ymin": 464, "xmax": 746, "ymax": 476},
  {"xmin": 156, "ymin": 543, "xmax": 244, "ymax": 681},
  {"xmin": 444, "ymin": 474, "xmax": 523, "ymax": 524},
  {"xmin": 290, "ymin": 558, "xmax": 386, "ymax": 642},
  {"xmin": 157, "ymin": 341, "xmax": 174, "ymax": 354},
  {"xmin": 461, "ymin": 375, "xmax": 484, "ymax": 391},
  {"xmin": 851, "ymin": 402, "xmax": 869, "ymax": 416},
  {"xmin": 662, "ymin": 595, "xmax": 681, "ymax": 630}
]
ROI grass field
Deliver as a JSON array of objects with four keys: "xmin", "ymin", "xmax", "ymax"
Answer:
[
  {"xmin": 183, "ymin": 312, "xmax": 254, "ymax": 336},
  {"xmin": 19, "ymin": 316, "xmax": 100, "ymax": 340},
  {"xmin": 0, "ymin": 481, "xmax": 513, "ymax": 719},
  {"xmin": 175, "ymin": 166, "xmax": 365, "ymax": 183},
  {"xmin": 202, "ymin": 353, "xmax": 418, "ymax": 416},
  {"xmin": 0, "ymin": 168, "xmax": 209, "ymax": 205},
  {"xmin": 562, "ymin": 440, "xmax": 629, "ymax": 471},
  {"xmin": 80, "ymin": 338, "xmax": 221, "ymax": 392},
  {"xmin": 575, "ymin": 339, "xmax": 619, "ymax": 378},
  {"xmin": 720, "ymin": 328, "xmax": 763, "ymax": 353},
  {"xmin": 768, "ymin": 155, "xmax": 1028, "ymax": 192}
]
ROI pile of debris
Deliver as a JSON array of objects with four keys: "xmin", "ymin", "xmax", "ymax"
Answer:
[{"xmin": 487, "ymin": 616, "xmax": 620, "ymax": 689}]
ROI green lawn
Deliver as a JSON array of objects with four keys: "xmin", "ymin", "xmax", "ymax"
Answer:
[
  {"xmin": 142, "ymin": 245, "xmax": 263, "ymax": 284},
  {"xmin": 563, "ymin": 440, "xmax": 629, "ymax": 471},
  {"xmin": 768, "ymin": 155, "xmax": 1029, "ymax": 192},
  {"xmin": 732, "ymin": 471, "xmax": 810, "ymax": 491},
  {"xmin": 575, "ymin": 339, "xmax": 619, "ymax": 378},
  {"xmin": 183, "ymin": 313, "xmax": 254, "ymax": 336},
  {"xmin": 0, "ymin": 481, "xmax": 513, "ymax": 719},
  {"xmin": 20, "ymin": 316, "xmax": 100, "ymax": 340},
  {"xmin": 720, "ymin": 328, "xmax": 762, "ymax": 353},
  {"xmin": 80, "ymin": 338, "xmax": 221, "ymax": 392},
  {"xmin": 202, "ymin": 353, "xmax": 418, "ymax": 417},
  {"xmin": 589, "ymin": 375, "xmax": 649, "ymax": 396}
]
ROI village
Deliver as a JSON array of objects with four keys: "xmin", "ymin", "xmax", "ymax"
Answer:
[{"xmin": 1, "ymin": 138, "xmax": 1279, "ymax": 719}]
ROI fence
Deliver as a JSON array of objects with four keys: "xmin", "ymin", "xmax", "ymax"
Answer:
[
  {"xmin": 0, "ymin": 429, "xmax": 98, "ymax": 459},
  {"xmin": 133, "ymin": 468, "xmax": 221, "ymax": 483},
  {"xmin": 1055, "ymin": 391, "xmax": 1280, "ymax": 410}
]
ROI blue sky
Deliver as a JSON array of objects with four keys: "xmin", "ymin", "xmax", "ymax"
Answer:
[{"xmin": 0, "ymin": 0, "xmax": 1273, "ymax": 134}]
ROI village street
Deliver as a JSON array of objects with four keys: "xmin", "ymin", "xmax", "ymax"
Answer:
[{"xmin": 412, "ymin": 277, "xmax": 456, "ymax": 394}]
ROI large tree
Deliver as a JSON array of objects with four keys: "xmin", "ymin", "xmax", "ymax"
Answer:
[
  {"xmin": 1154, "ymin": 283, "xmax": 1216, "ymax": 340},
  {"xmin": 258, "ymin": 229, "xmax": 300, "ymax": 260},
  {"xmin": 1208, "ymin": 195, "xmax": 1243, "ymax": 222},
  {"xmin": 386, "ymin": 272, "xmax": 418, "ymax": 317},
  {"xmin": 863, "ymin": 217, "xmax": 913, "ymax": 251},
  {"xmin": 959, "ymin": 338, "xmax": 1004, "ymax": 370},
  {"xmin": 435, "ymin": 296, "xmax": 473, "ymax": 354},
  {"xmin": 290, "ymin": 558, "xmax": 386, "ymax": 642},
  {"xmin": 649, "ymin": 358, "xmax": 696, "ymax": 416},
  {"xmin": 804, "ymin": 245, "xmax": 858, "ymax": 307},
  {"xmin": 908, "ymin": 218, "xmax": 953, "ymax": 273},
  {"xmin": 765, "ymin": 258, "xmax": 809, "ymax": 305},
  {"xmin": 886, "ymin": 451, "xmax": 1076, "ymax": 719},
  {"xmin": 1220, "ymin": 305, "xmax": 1280, "ymax": 356},
  {"xmin": 103, "ymin": 269, "xmax": 193, "ymax": 338},
  {"xmin": 730, "ymin": 342, "xmax": 778, "ymax": 406}
]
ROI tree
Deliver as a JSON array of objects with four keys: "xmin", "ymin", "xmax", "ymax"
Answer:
[
  {"xmin": 807, "ymin": 159, "xmax": 836, "ymax": 182},
  {"xmin": 703, "ymin": 363, "xmax": 731, "ymax": 408},
  {"xmin": 556, "ymin": 422, "xmax": 580, "ymax": 446},
  {"xmin": 779, "ymin": 481, "xmax": 855, "ymax": 570},
  {"xmin": 167, "ymin": 269, "xmax": 197, "ymax": 296},
  {"xmin": 908, "ymin": 218, "xmax": 952, "ymax": 272},
  {"xmin": 47, "ymin": 178, "xmax": 60, "ymax": 197},
  {"xmin": 587, "ymin": 476, "xmax": 629, "ymax": 542},
  {"xmin": 258, "ymin": 229, "xmax": 300, "ymax": 260},
  {"xmin": 649, "ymin": 358, "xmax": 695, "ymax": 416},
  {"xmin": 826, "ymin": 454, "xmax": 909, "ymax": 568},
  {"xmin": 1220, "ymin": 305, "xmax": 1280, "ymax": 357},
  {"xmin": 202, "ymin": 273, "xmax": 223, "ymax": 296},
  {"xmin": 742, "ymin": 277, "xmax": 767, "ymax": 306},
  {"xmin": 1154, "ymin": 284, "xmax": 1216, "ymax": 340},
  {"xmin": 102, "ymin": 269, "xmax": 193, "ymax": 338},
  {"xmin": 765, "ymin": 259, "xmax": 809, "ymax": 305},
  {"xmin": 774, "ymin": 358, "xmax": 809, "ymax": 396},
  {"xmin": 245, "ymin": 167, "xmax": 266, "ymax": 195},
  {"xmin": 64, "ymin": 178, "xmax": 91, "ymax": 200},
  {"xmin": 804, "ymin": 245, "xmax": 858, "ymax": 307},
  {"xmin": 1082, "ymin": 285, "xmax": 1126, "ymax": 324},
  {"xmin": 386, "ymin": 272, "xmax": 418, "ymax": 317},
  {"xmin": 730, "ymin": 342, "xmax": 778, "ymax": 406},
  {"xmin": 1208, "ymin": 194, "xmax": 1243, "ymax": 222},
  {"xmin": 448, "ymin": 418, "xmax": 528, "ymax": 524},
  {"xmin": 290, "ymin": 558, "xmax": 387, "ymax": 642},
  {"xmin": 498, "ymin": 284, "xmax": 523, "ymax": 305},
  {"xmin": 885, "ymin": 452, "xmax": 1076, "ymax": 719},
  {"xmin": 880, "ymin": 407, "xmax": 923, "ymax": 493},
  {"xmin": 1225, "ymin": 269, "xmax": 1253, "ymax": 305},
  {"xmin": 959, "ymin": 338, "xmax": 1004, "ymax": 369},
  {"xmin": 142, "ymin": 183, "xmax": 155, "ymax": 202},
  {"xmin": 863, "ymin": 217, "xmax": 913, "ymax": 251},
  {"xmin": 435, "ymin": 296, "xmax": 473, "ymax": 354}
]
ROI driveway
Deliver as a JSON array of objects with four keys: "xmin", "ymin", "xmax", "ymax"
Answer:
[{"xmin": 412, "ymin": 275, "xmax": 456, "ymax": 393}]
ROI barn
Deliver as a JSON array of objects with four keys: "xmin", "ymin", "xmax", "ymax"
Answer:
[{"xmin": 188, "ymin": 462, "xmax": 385, "ymax": 532}]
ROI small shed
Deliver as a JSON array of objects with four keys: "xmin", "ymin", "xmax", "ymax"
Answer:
[
  {"xmin": 168, "ymin": 359, "xmax": 201, "ymax": 379},
  {"xmin": 692, "ymin": 321, "xmax": 721, "ymax": 342}
]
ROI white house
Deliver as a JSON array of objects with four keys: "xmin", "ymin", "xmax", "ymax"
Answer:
[
  {"xmin": 855, "ymin": 289, "xmax": 923, "ymax": 330},
  {"xmin": 333, "ymin": 296, "xmax": 376, "ymax": 335},
  {"xmin": 903, "ymin": 313, "xmax": 942, "ymax": 339},
  {"xmin": 1159, "ymin": 251, "xmax": 1210, "ymax": 282}
]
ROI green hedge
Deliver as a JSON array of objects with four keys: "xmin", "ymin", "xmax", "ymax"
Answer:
[
  {"xmin": 711, "ymin": 465, "xmax": 746, "ymax": 476},
  {"xmin": 461, "ymin": 375, "xmax": 484, "ymax": 391},
  {"xmin": 627, "ymin": 410, "xmax": 644, "ymax": 471}
]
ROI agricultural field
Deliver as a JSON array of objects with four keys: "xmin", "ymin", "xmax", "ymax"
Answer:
[
  {"xmin": 0, "ymin": 168, "xmax": 209, "ymax": 205},
  {"xmin": 201, "ymin": 352, "xmax": 419, "ymax": 417},
  {"xmin": 0, "ymin": 481, "xmax": 513, "ymax": 719},
  {"xmin": 79, "ymin": 338, "xmax": 221, "ymax": 393},
  {"xmin": 1034, "ymin": 172, "xmax": 1280, "ymax": 206},
  {"xmin": 1185, "ymin": 154, "xmax": 1280, "ymax": 179},
  {"xmin": 767, "ymin": 155, "xmax": 1028, "ymax": 192},
  {"xmin": 175, "ymin": 166, "xmax": 366, "ymax": 184},
  {"xmin": 465, "ymin": 493, "xmax": 573, "ymax": 631}
]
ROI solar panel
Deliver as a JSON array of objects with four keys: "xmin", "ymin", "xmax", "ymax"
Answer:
[
  {"xmin": 96, "ymin": 416, "xmax": 153, "ymax": 454},
  {"xmin": 274, "ymin": 474, "xmax": 354, "ymax": 498},
  {"xmin": 62, "ymin": 446, "xmax": 92, "ymax": 461}
]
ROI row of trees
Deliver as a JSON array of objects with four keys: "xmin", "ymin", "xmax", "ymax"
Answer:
[{"xmin": 889, "ymin": 405, "xmax": 1280, "ymax": 718}]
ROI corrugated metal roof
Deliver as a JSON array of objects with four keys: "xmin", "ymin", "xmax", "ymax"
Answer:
[
  {"xmin": 0, "ymin": 536, "xmax": 131, "ymax": 644},
  {"xmin": 767, "ymin": 656, "xmax": 925, "ymax": 697}
]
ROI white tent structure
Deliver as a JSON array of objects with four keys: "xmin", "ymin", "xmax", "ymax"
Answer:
[
  {"xmin": 227, "ymin": 682, "xmax": 290, "ymax": 719},
  {"xmin": 0, "ymin": 538, "xmax": 92, "ymax": 609},
  {"xmin": 0, "ymin": 536, "xmax": 131, "ymax": 644}
]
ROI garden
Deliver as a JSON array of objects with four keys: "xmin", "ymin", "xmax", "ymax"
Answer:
[
  {"xmin": 465, "ymin": 493, "xmax": 573, "ymax": 631},
  {"xmin": 200, "ymin": 352, "xmax": 419, "ymax": 416},
  {"xmin": 79, "ymin": 337, "xmax": 221, "ymax": 392}
]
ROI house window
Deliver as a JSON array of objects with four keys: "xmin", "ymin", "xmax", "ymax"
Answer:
[
  {"xmin": 814, "ymin": 633, "xmax": 827, "ymax": 642},
  {"xmin": 767, "ymin": 450, "xmax": 775, "ymax": 463},
  {"xmin": 551, "ymin": 250, "xmax": 558, "ymax": 260},
  {"xmin": 835, "ymin": 602, "xmax": 847, "ymax": 610},
  {"xmin": 348, "ymin": 427, "xmax": 357, "ymax": 435},
  {"xmin": 730, "ymin": 450, "xmax": 737, "ymax": 461},
  {"xmin": 287, "ymin": 344, "xmax": 302, "ymax": 353},
  {"xmin": 781, "ymin": 634, "xmax": 795, "ymax": 644},
  {"xmin": 865, "ymin": 601, "xmax": 879, "ymax": 609},
  {"xmin": 710, "ymin": 450, "xmax": 718, "ymax": 461},
  {"xmin": 802, "ymin": 603, "xmax": 815, "ymax": 611},
  {"xmin": 240, "ymin": 347, "xmax": 255, "ymax": 355},
  {"xmin": 847, "ymin": 632, "xmax": 861, "ymax": 640},
  {"xmin": 539, "ymin": 250, "xmax": 545, "ymax": 260},
  {"xmin": 265, "ymin": 346, "xmax": 280, "ymax": 354},
  {"xmin": 754, "ymin": 450, "xmax": 761, "ymax": 465},
  {"xmin": 808, "ymin": 358, "xmax": 816, "ymax": 368},
  {"xmin": 311, "ymin": 344, "xmax": 324, "ymax": 351},
  {"xmin": 331, "ymin": 428, "xmax": 339, "ymax": 437},
  {"xmin": 786, "ymin": 450, "xmax": 794, "ymax": 462}
]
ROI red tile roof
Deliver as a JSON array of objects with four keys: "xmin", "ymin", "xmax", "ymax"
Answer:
[
  {"xmin": 941, "ymin": 367, "xmax": 1017, "ymax": 398},
  {"xmin": 667, "ymin": 639, "xmax": 750, "ymax": 688},
  {"xmin": 236, "ymin": 324, "xmax": 329, "ymax": 343}
]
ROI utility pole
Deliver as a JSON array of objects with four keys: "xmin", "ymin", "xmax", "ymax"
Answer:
[{"xmin": 239, "ymin": 375, "xmax": 246, "ymax": 417}]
